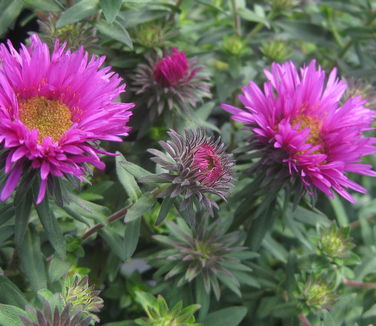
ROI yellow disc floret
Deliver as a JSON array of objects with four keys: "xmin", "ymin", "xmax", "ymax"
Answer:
[
  {"xmin": 292, "ymin": 114, "xmax": 322, "ymax": 147},
  {"xmin": 19, "ymin": 96, "xmax": 72, "ymax": 143}
]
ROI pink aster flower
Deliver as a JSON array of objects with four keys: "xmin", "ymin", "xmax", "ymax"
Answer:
[
  {"xmin": 131, "ymin": 48, "xmax": 211, "ymax": 119},
  {"xmin": 222, "ymin": 60, "xmax": 376, "ymax": 203},
  {"xmin": 0, "ymin": 34, "xmax": 134, "ymax": 204}
]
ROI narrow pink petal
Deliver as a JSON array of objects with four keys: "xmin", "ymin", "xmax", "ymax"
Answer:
[{"xmin": 0, "ymin": 165, "xmax": 23, "ymax": 201}]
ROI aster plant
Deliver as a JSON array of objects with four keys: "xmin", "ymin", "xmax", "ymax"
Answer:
[
  {"xmin": 0, "ymin": 34, "xmax": 134, "ymax": 204},
  {"xmin": 148, "ymin": 129, "xmax": 234, "ymax": 222},
  {"xmin": 152, "ymin": 217, "xmax": 257, "ymax": 300},
  {"xmin": 131, "ymin": 48, "xmax": 211, "ymax": 121},
  {"xmin": 222, "ymin": 60, "xmax": 376, "ymax": 203}
]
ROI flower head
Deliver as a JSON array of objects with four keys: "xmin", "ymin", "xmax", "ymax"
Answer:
[
  {"xmin": 148, "ymin": 129, "xmax": 234, "ymax": 217},
  {"xmin": 62, "ymin": 275, "xmax": 103, "ymax": 322},
  {"xmin": 0, "ymin": 34, "xmax": 134, "ymax": 203},
  {"xmin": 152, "ymin": 218, "xmax": 255, "ymax": 299},
  {"xmin": 222, "ymin": 60, "xmax": 376, "ymax": 203},
  {"xmin": 131, "ymin": 49, "xmax": 211, "ymax": 118}
]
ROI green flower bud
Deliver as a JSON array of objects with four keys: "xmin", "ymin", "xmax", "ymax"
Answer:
[
  {"xmin": 62, "ymin": 274, "xmax": 103, "ymax": 322},
  {"xmin": 298, "ymin": 278, "xmax": 336, "ymax": 313},
  {"xmin": 135, "ymin": 22, "xmax": 174, "ymax": 48},
  {"xmin": 271, "ymin": 0, "xmax": 298, "ymax": 11},
  {"xmin": 135, "ymin": 291, "xmax": 201, "ymax": 326},
  {"xmin": 260, "ymin": 40, "xmax": 291, "ymax": 63},
  {"xmin": 38, "ymin": 13, "xmax": 98, "ymax": 50},
  {"xmin": 318, "ymin": 225, "xmax": 354, "ymax": 260},
  {"xmin": 222, "ymin": 36, "xmax": 246, "ymax": 56}
]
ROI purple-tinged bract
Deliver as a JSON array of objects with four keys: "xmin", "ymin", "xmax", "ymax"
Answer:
[
  {"xmin": 0, "ymin": 35, "xmax": 134, "ymax": 204},
  {"xmin": 222, "ymin": 60, "xmax": 376, "ymax": 203}
]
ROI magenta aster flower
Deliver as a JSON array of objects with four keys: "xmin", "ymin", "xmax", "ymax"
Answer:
[
  {"xmin": 0, "ymin": 34, "xmax": 134, "ymax": 204},
  {"xmin": 131, "ymin": 48, "xmax": 211, "ymax": 118},
  {"xmin": 222, "ymin": 60, "xmax": 376, "ymax": 203},
  {"xmin": 148, "ymin": 129, "xmax": 234, "ymax": 217}
]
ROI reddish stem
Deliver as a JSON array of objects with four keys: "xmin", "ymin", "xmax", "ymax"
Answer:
[
  {"xmin": 349, "ymin": 214, "xmax": 376, "ymax": 228},
  {"xmin": 81, "ymin": 205, "xmax": 131, "ymax": 240},
  {"xmin": 343, "ymin": 279, "xmax": 376, "ymax": 289},
  {"xmin": 298, "ymin": 314, "xmax": 312, "ymax": 326}
]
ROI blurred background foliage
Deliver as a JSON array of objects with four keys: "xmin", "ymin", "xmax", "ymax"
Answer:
[{"xmin": 0, "ymin": 0, "xmax": 376, "ymax": 325}]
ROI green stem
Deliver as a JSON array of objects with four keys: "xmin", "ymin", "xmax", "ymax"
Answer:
[
  {"xmin": 246, "ymin": 11, "xmax": 274, "ymax": 40},
  {"xmin": 169, "ymin": 0, "xmax": 184, "ymax": 21},
  {"xmin": 328, "ymin": 11, "xmax": 344, "ymax": 47},
  {"xmin": 231, "ymin": 0, "xmax": 241, "ymax": 36}
]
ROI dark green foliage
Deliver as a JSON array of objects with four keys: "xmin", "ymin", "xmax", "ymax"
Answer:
[{"xmin": 0, "ymin": 1, "xmax": 376, "ymax": 326}]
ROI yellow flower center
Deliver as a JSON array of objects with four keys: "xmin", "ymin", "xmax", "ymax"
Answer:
[
  {"xmin": 291, "ymin": 114, "xmax": 322, "ymax": 147},
  {"xmin": 19, "ymin": 96, "xmax": 73, "ymax": 143}
]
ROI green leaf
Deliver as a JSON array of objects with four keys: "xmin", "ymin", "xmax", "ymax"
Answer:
[
  {"xmin": 135, "ymin": 291, "xmax": 156, "ymax": 309},
  {"xmin": 0, "ymin": 226, "xmax": 14, "ymax": 247},
  {"xmin": 116, "ymin": 153, "xmax": 141, "ymax": 201},
  {"xmin": 217, "ymin": 272, "xmax": 241, "ymax": 297},
  {"xmin": 0, "ymin": 204, "xmax": 14, "ymax": 226},
  {"xmin": 118, "ymin": 155, "xmax": 153, "ymax": 179},
  {"xmin": 102, "ymin": 322, "xmax": 137, "ymax": 326},
  {"xmin": 246, "ymin": 207, "xmax": 275, "ymax": 250},
  {"xmin": 257, "ymin": 296, "xmax": 280, "ymax": 319},
  {"xmin": 14, "ymin": 191, "xmax": 32, "ymax": 248},
  {"xmin": 23, "ymin": 0, "xmax": 62, "ymax": 12},
  {"xmin": 19, "ymin": 229, "xmax": 47, "ymax": 291},
  {"xmin": 96, "ymin": 20, "xmax": 133, "ymax": 48},
  {"xmin": 0, "ymin": 0, "xmax": 24, "ymax": 37},
  {"xmin": 329, "ymin": 195, "xmax": 349, "ymax": 227},
  {"xmin": 203, "ymin": 306, "xmax": 247, "ymax": 326},
  {"xmin": 276, "ymin": 20, "xmax": 334, "ymax": 47},
  {"xmin": 363, "ymin": 303, "xmax": 376, "ymax": 318},
  {"xmin": 0, "ymin": 304, "xmax": 27, "ymax": 326},
  {"xmin": 238, "ymin": 7, "xmax": 270, "ymax": 27},
  {"xmin": 196, "ymin": 277, "xmax": 210, "ymax": 320},
  {"xmin": 56, "ymin": 0, "xmax": 99, "ymax": 28},
  {"xmin": 100, "ymin": 228, "xmax": 126, "ymax": 261},
  {"xmin": 119, "ymin": 9, "xmax": 168, "ymax": 28},
  {"xmin": 35, "ymin": 197, "xmax": 66, "ymax": 259},
  {"xmin": 100, "ymin": 0, "xmax": 122, "ymax": 23},
  {"xmin": 0, "ymin": 276, "xmax": 28, "ymax": 308},
  {"xmin": 156, "ymin": 197, "xmax": 174, "ymax": 225},
  {"xmin": 262, "ymin": 233, "xmax": 288, "ymax": 263},
  {"xmin": 48, "ymin": 257, "xmax": 71, "ymax": 283},
  {"xmin": 124, "ymin": 218, "xmax": 141, "ymax": 259},
  {"xmin": 285, "ymin": 213, "xmax": 312, "ymax": 249},
  {"xmin": 124, "ymin": 194, "xmax": 156, "ymax": 223},
  {"xmin": 231, "ymin": 271, "xmax": 260, "ymax": 288}
]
